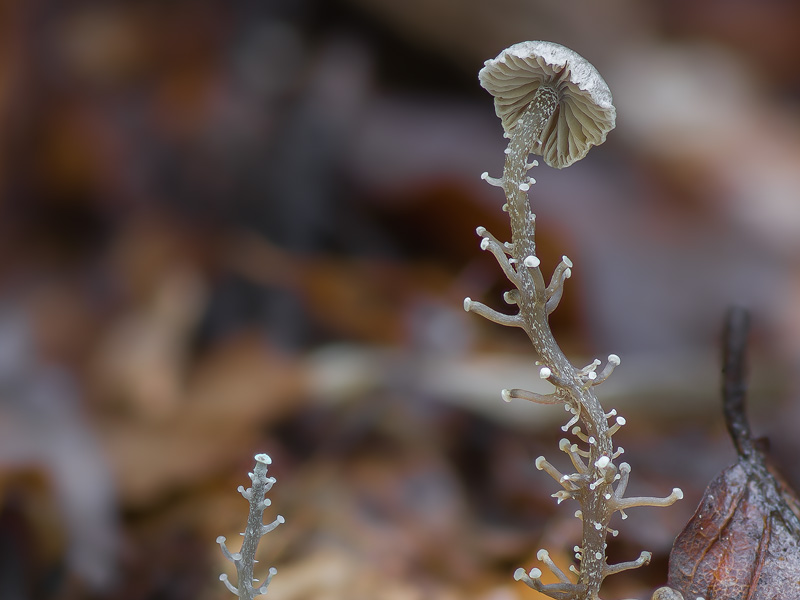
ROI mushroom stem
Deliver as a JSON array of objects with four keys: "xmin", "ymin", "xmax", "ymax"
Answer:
[
  {"xmin": 475, "ymin": 42, "xmax": 679, "ymax": 600},
  {"xmin": 501, "ymin": 87, "xmax": 588, "ymax": 398},
  {"xmin": 499, "ymin": 85, "xmax": 619, "ymax": 599},
  {"xmin": 503, "ymin": 85, "xmax": 558, "ymax": 272}
]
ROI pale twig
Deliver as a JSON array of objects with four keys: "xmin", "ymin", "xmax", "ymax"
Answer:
[
  {"xmin": 463, "ymin": 297, "xmax": 524, "ymax": 328},
  {"xmin": 218, "ymin": 454, "xmax": 284, "ymax": 599},
  {"xmin": 604, "ymin": 551, "xmax": 652, "ymax": 577}
]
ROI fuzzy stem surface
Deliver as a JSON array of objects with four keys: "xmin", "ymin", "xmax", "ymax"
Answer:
[
  {"xmin": 468, "ymin": 80, "xmax": 687, "ymax": 600},
  {"xmin": 503, "ymin": 86, "xmax": 613, "ymax": 599}
]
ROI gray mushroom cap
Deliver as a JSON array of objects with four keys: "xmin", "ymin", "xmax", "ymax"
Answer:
[{"xmin": 479, "ymin": 41, "xmax": 616, "ymax": 169}]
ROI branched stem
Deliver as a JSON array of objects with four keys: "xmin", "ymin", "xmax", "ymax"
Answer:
[
  {"xmin": 218, "ymin": 454, "xmax": 284, "ymax": 599},
  {"xmin": 469, "ymin": 85, "xmax": 682, "ymax": 600}
]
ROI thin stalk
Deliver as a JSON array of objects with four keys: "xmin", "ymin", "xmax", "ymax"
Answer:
[{"xmin": 502, "ymin": 86, "xmax": 615, "ymax": 599}]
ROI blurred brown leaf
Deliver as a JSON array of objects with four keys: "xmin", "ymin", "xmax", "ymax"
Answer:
[{"xmin": 667, "ymin": 308, "xmax": 800, "ymax": 600}]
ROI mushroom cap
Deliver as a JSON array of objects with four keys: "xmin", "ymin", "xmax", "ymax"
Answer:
[{"xmin": 479, "ymin": 41, "xmax": 616, "ymax": 168}]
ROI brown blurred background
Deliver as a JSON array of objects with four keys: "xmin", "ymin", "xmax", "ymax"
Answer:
[{"xmin": 1, "ymin": 0, "xmax": 800, "ymax": 598}]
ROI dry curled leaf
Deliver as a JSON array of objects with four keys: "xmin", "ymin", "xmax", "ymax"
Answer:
[{"xmin": 667, "ymin": 308, "xmax": 800, "ymax": 600}]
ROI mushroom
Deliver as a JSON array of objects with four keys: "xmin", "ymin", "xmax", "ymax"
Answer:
[{"xmin": 479, "ymin": 41, "xmax": 616, "ymax": 168}]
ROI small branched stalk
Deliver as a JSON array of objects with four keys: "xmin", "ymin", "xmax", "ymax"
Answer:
[
  {"xmin": 470, "ymin": 42, "xmax": 683, "ymax": 600},
  {"xmin": 217, "ymin": 453, "xmax": 284, "ymax": 599}
]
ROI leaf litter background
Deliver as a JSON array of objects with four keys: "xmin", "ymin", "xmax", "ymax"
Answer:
[{"xmin": 1, "ymin": 1, "xmax": 800, "ymax": 599}]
